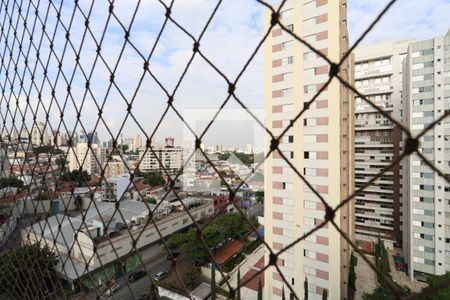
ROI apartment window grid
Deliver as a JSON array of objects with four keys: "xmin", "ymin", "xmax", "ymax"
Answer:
[{"xmin": 0, "ymin": 0, "xmax": 449, "ymax": 299}]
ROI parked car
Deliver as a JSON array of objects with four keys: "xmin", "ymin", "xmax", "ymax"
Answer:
[
  {"xmin": 153, "ymin": 270, "xmax": 167, "ymax": 281},
  {"xmin": 128, "ymin": 270, "xmax": 147, "ymax": 282},
  {"xmin": 166, "ymin": 251, "xmax": 180, "ymax": 260}
]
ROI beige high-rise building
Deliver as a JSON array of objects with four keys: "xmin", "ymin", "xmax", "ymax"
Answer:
[{"xmin": 264, "ymin": 1, "xmax": 354, "ymax": 299}]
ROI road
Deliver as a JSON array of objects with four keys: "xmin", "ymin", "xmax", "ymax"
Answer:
[{"xmin": 83, "ymin": 255, "xmax": 172, "ymax": 300}]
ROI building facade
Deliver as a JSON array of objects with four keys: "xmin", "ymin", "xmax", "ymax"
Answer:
[
  {"xmin": 353, "ymin": 40, "xmax": 413, "ymax": 249},
  {"xmin": 263, "ymin": 1, "xmax": 354, "ymax": 299},
  {"xmin": 139, "ymin": 145, "xmax": 182, "ymax": 174},
  {"xmin": 67, "ymin": 142, "xmax": 107, "ymax": 176},
  {"xmin": 403, "ymin": 30, "xmax": 450, "ymax": 279},
  {"xmin": 30, "ymin": 121, "xmax": 50, "ymax": 146},
  {"xmin": 102, "ymin": 174, "xmax": 130, "ymax": 202}
]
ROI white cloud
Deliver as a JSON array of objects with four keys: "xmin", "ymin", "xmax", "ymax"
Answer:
[{"xmin": 2, "ymin": 0, "xmax": 449, "ymax": 147}]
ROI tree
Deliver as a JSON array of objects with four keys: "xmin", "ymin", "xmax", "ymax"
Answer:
[
  {"xmin": 257, "ymin": 276, "xmax": 263, "ymax": 300},
  {"xmin": 304, "ymin": 276, "xmax": 309, "ymax": 300},
  {"xmin": 0, "ymin": 244, "xmax": 58, "ymax": 299},
  {"xmin": 423, "ymin": 272, "xmax": 450, "ymax": 300},
  {"xmin": 237, "ymin": 268, "xmax": 241, "ymax": 300},
  {"xmin": 211, "ymin": 263, "xmax": 216, "ymax": 300},
  {"xmin": 146, "ymin": 281, "xmax": 159, "ymax": 299},
  {"xmin": 60, "ymin": 169, "xmax": 91, "ymax": 186},
  {"xmin": 143, "ymin": 172, "xmax": 165, "ymax": 186},
  {"xmin": 0, "ymin": 177, "xmax": 24, "ymax": 189},
  {"xmin": 282, "ymin": 285, "xmax": 285, "ymax": 300},
  {"xmin": 322, "ymin": 288, "xmax": 328, "ymax": 300}
]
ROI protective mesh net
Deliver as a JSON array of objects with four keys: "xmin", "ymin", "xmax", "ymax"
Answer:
[{"xmin": 0, "ymin": 0, "xmax": 449, "ymax": 299}]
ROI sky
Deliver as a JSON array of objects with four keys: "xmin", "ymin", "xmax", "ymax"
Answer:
[{"xmin": 1, "ymin": 0, "xmax": 450, "ymax": 149}]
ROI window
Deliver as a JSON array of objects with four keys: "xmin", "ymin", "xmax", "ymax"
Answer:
[{"xmin": 288, "ymin": 136, "xmax": 294, "ymax": 143}]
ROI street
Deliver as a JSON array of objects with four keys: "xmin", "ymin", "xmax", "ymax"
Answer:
[{"xmin": 83, "ymin": 255, "xmax": 172, "ymax": 300}]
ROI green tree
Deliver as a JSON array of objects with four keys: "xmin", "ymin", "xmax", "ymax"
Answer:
[
  {"xmin": 282, "ymin": 285, "xmax": 285, "ymax": 300},
  {"xmin": 304, "ymin": 276, "xmax": 309, "ymax": 300},
  {"xmin": 0, "ymin": 177, "xmax": 24, "ymax": 189},
  {"xmin": 423, "ymin": 272, "xmax": 450, "ymax": 299},
  {"xmin": 146, "ymin": 281, "xmax": 159, "ymax": 299},
  {"xmin": 322, "ymin": 288, "xmax": 328, "ymax": 300},
  {"xmin": 60, "ymin": 169, "xmax": 91, "ymax": 186},
  {"xmin": 143, "ymin": 172, "xmax": 165, "ymax": 186},
  {"xmin": 0, "ymin": 244, "xmax": 58, "ymax": 299},
  {"xmin": 237, "ymin": 268, "xmax": 241, "ymax": 300},
  {"xmin": 211, "ymin": 263, "xmax": 216, "ymax": 300},
  {"xmin": 257, "ymin": 276, "xmax": 263, "ymax": 300}
]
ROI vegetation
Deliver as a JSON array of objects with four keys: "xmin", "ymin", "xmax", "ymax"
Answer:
[
  {"xmin": 237, "ymin": 268, "xmax": 241, "ymax": 300},
  {"xmin": 244, "ymin": 239, "xmax": 262, "ymax": 254},
  {"xmin": 322, "ymin": 288, "xmax": 328, "ymax": 300},
  {"xmin": 363, "ymin": 239, "xmax": 409, "ymax": 299},
  {"xmin": 160, "ymin": 261, "xmax": 201, "ymax": 294},
  {"xmin": 349, "ymin": 252, "xmax": 357, "ymax": 290},
  {"xmin": 421, "ymin": 272, "xmax": 450, "ymax": 300},
  {"xmin": 167, "ymin": 213, "xmax": 251, "ymax": 265},
  {"xmin": 33, "ymin": 145, "xmax": 63, "ymax": 155},
  {"xmin": 257, "ymin": 276, "xmax": 263, "ymax": 300},
  {"xmin": 143, "ymin": 172, "xmax": 165, "ymax": 186},
  {"xmin": 211, "ymin": 263, "xmax": 216, "ymax": 300},
  {"xmin": 0, "ymin": 177, "xmax": 24, "ymax": 189},
  {"xmin": 0, "ymin": 244, "xmax": 58, "ymax": 299},
  {"xmin": 254, "ymin": 190, "xmax": 264, "ymax": 200},
  {"xmin": 222, "ymin": 250, "xmax": 245, "ymax": 273},
  {"xmin": 59, "ymin": 169, "xmax": 91, "ymax": 186},
  {"xmin": 304, "ymin": 276, "xmax": 309, "ymax": 300},
  {"xmin": 146, "ymin": 197, "xmax": 157, "ymax": 204},
  {"xmin": 218, "ymin": 152, "xmax": 254, "ymax": 166}
]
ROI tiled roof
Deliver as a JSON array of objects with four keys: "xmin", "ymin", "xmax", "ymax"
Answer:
[{"xmin": 213, "ymin": 240, "xmax": 244, "ymax": 265}]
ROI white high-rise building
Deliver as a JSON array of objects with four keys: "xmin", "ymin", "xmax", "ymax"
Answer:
[
  {"xmin": 353, "ymin": 40, "xmax": 414, "ymax": 250},
  {"xmin": 263, "ymin": 1, "xmax": 354, "ymax": 299},
  {"xmin": 30, "ymin": 121, "xmax": 50, "ymax": 146},
  {"xmin": 67, "ymin": 142, "xmax": 107, "ymax": 176},
  {"xmin": 139, "ymin": 144, "xmax": 182, "ymax": 174},
  {"xmin": 403, "ymin": 29, "xmax": 450, "ymax": 279}
]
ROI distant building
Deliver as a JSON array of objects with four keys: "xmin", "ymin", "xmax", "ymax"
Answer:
[
  {"xmin": 30, "ymin": 121, "xmax": 50, "ymax": 145},
  {"xmin": 67, "ymin": 142, "xmax": 107, "ymax": 175},
  {"xmin": 139, "ymin": 143, "xmax": 182, "ymax": 174},
  {"xmin": 104, "ymin": 160, "xmax": 126, "ymax": 178},
  {"xmin": 79, "ymin": 131, "xmax": 100, "ymax": 144},
  {"xmin": 102, "ymin": 174, "xmax": 130, "ymax": 202},
  {"xmin": 134, "ymin": 134, "xmax": 142, "ymax": 149}
]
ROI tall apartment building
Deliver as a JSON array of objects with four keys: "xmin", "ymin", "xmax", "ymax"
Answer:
[
  {"xmin": 353, "ymin": 40, "xmax": 413, "ymax": 249},
  {"xmin": 67, "ymin": 142, "xmax": 107, "ymax": 176},
  {"xmin": 30, "ymin": 121, "xmax": 50, "ymax": 146},
  {"xmin": 403, "ymin": 29, "xmax": 450, "ymax": 279},
  {"xmin": 263, "ymin": 1, "xmax": 354, "ymax": 299},
  {"xmin": 139, "ymin": 144, "xmax": 182, "ymax": 174}
]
